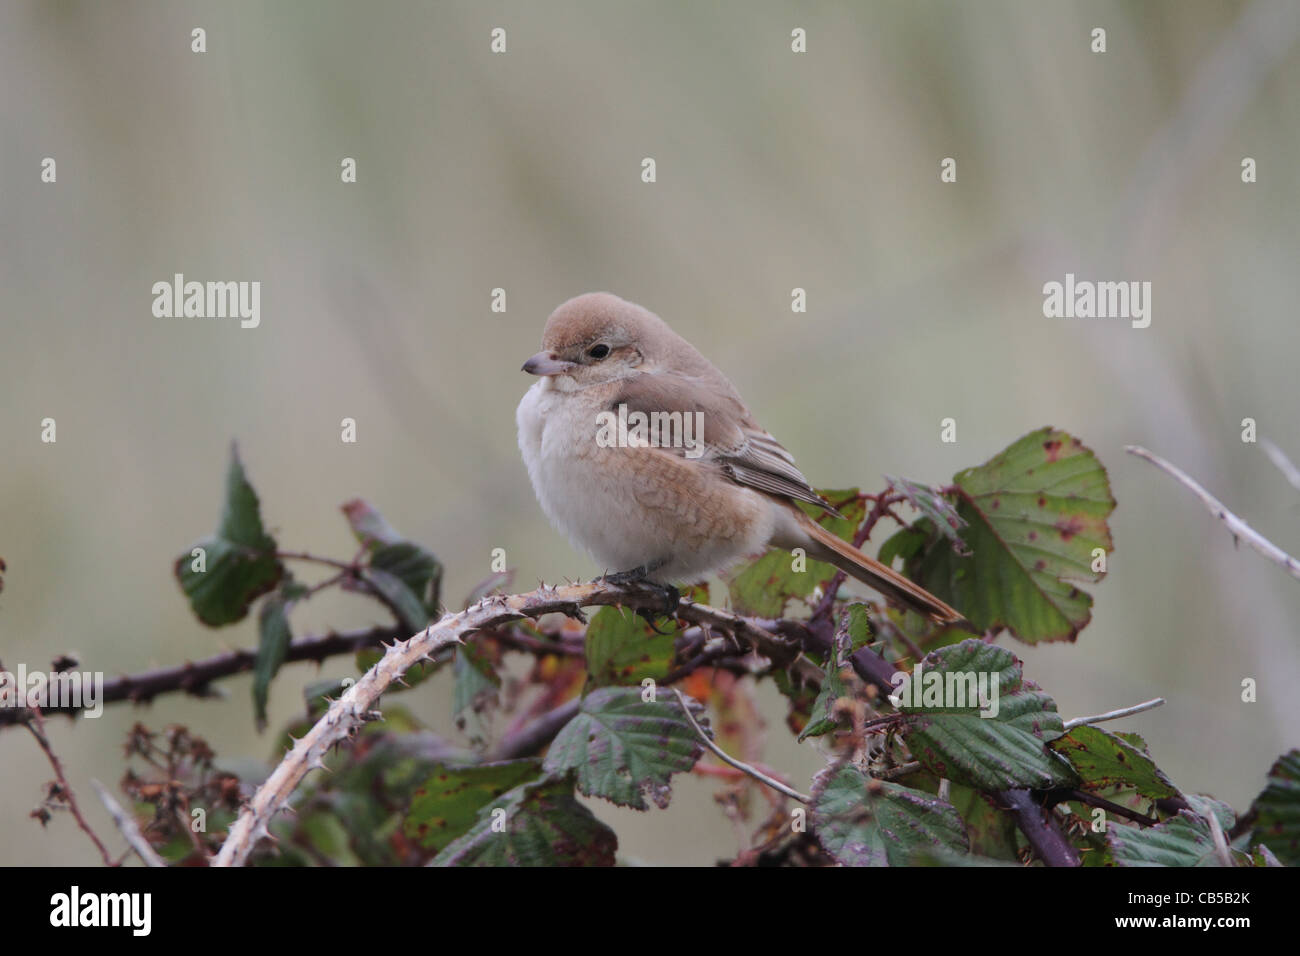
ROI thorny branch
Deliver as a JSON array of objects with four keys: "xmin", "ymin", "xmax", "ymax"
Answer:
[
  {"xmin": 0, "ymin": 626, "xmax": 403, "ymax": 727},
  {"xmin": 16, "ymin": 561, "xmax": 1108, "ymax": 866},
  {"xmin": 214, "ymin": 578, "xmax": 692, "ymax": 866},
  {"xmin": 210, "ymin": 576, "xmax": 1089, "ymax": 867}
]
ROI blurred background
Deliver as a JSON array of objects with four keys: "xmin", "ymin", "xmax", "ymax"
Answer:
[{"xmin": 2, "ymin": 0, "xmax": 1298, "ymax": 865}]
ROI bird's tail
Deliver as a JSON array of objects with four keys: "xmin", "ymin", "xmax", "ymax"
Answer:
[{"xmin": 792, "ymin": 510, "xmax": 965, "ymax": 625}]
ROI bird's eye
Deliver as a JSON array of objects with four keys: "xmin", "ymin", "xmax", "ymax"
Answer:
[{"xmin": 587, "ymin": 344, "xmax": 610, "ymax": 360}]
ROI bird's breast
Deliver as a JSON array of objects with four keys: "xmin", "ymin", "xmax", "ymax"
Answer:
[{"xmin": 516, "ymin": 382, "xmax": 776, "ymax": 581}]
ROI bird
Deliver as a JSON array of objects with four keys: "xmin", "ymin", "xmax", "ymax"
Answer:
[{"xmin": 515, "ymin": 292, "xmax": 964, "ymax": 625}]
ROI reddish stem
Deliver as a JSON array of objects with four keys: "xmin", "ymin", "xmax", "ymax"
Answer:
[{"xmin": 25, "ymin": 708, "xmax": 115, "ymax": 866}]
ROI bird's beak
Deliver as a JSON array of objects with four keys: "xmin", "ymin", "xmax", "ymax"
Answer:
[{"xmin": 521, "ymin": 351, "xmax": 576, "ymax": 376}]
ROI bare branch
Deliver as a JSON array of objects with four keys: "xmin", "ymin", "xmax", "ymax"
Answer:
[
  {"xmin": 1000, "ymin": 790, "xmax": 1081, "ymax": 867},
  {"xmin": 24, "ymin": 708, "xmax": 115, "ymax": 866},
  {"xmin": 672, "ymin": 689, "xmax": 811, "ymax": 804},
  {"xmin": 1126, "ymin": 445, "xmax": 1300, "ymax": 581},
  {"xmin": 873, "ymin": 761, "xmax": 923, "ymax": 782},
  {"xmin": 1063, "ymin": 697, "xmax": 1166, "ymax": 731},
  {"xmin": 491, "ymin": 698, "xmax": 582, "ymax": 762},
  {"xmin": 1261, "ymin": 438, "xmax": 1300, "ymax": 493},
  {"xmin": 1, "ymin": 603, "xmax": 790, "ymax": 732},
  {"xmin": 673, "ymin": 599, "xmax": 803, "ymax": 670},
  {"xmin": 91, "ymin": 780, "xmax": 165, "ymax": 868},
  {"xmin": 0, "ymin": 625, "xmax": 402, "ymax": 728}
]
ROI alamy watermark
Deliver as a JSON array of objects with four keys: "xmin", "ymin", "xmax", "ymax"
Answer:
[
  {"xmin": 888, "ymin": 662, "xmax": 1000, "ymax": 718},
  {"xmin": 1043, "ymin": 273, "xmax": 1151, "ymax": 329},
  {"xmin": 50, "ymin": 886, "xmax": 150, "ymax": 936},
  {"xmin": 595, "ymin": 403, "xmax": 705, "ymax": 459},
  {"xmin": 0, "ymin": 665, "xmax": 104, "ymax": 718},
  {"xmin": 152, "ymin": 273, "xmax": 260, "ymax": 328}
]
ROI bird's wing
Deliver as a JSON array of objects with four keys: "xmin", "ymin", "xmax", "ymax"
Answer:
[{"xmin": 611, "ymin": 372, "xmax": 840, "ymax": 515}]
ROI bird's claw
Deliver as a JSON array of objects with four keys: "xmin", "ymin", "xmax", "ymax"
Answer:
[{"xmin": 601, "ymin": 567, "xmax": 679, "ymax": 625}]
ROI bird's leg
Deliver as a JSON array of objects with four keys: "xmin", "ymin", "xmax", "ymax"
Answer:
[
  {"xmin": 600, "ymin": 563, "xmax": 680, "ymax": 624},
  {"xmin": 600, "ymin": 565, "xmax": 655, "ymax": 586}
]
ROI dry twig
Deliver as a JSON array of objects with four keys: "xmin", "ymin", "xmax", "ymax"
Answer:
[{"xmin": 1127, "ymin": 445, "xmax": 1300, "ymax": 581}]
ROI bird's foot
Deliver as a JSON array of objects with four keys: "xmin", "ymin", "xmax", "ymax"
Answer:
[
  {"xmin": 600, "ymin": 565, "xmax": 655, "ymax": 587},
  {"xmin": 599, "ymin": 566, "xmax": 680, "ymax": 624}
]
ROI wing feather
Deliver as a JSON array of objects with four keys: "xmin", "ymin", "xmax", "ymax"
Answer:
[{"xmin": 611, "ymin": 372, "xmax": 840, "ymax": 516}]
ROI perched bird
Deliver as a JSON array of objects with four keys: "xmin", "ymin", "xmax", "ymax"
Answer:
[{"xmin": 516, "ymin": 292, "xmax": 963, "ymax": 624}]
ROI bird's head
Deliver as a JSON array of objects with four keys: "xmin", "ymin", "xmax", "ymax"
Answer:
[{"xmin": 521, "ymin": 292, "xmax": 685, "ymax": 387}]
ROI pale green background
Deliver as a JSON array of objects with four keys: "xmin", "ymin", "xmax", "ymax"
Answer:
[{"xmin": 2, "ymin": 0, "xmax": 1298, "ymax": 865}]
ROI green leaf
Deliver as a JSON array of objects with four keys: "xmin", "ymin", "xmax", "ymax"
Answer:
[
  {"xmin": 726, "ymin": 488, "xmax": 866, "ymax": 617},
  {"xmin": 1115, "ymin": 731, "xmax": 1152, "ymax": 752},
  {"xmin": 885, "ymin": 475, "xmax": 970, "ymax": 556},
  {"xmin": 542, "ymin": 686, "xmax": 706, "ymax": 810},
  {"xmin": 584, "ymin": 606, "xmax": 676, "ymax": 687},
  {"xmin": 841, "ymin": 603, "xmax": 874, "ymax": 654},
  {"xmin": 798, "ymin": 658, "xmax": 848, "ymax": 742},
  {"xmin": 1049, "ymin": 725, "xmax": 1180, "ymax": 799},
  {"xmin": 1249, "ymin": 749, "xmax": 1300, "ymax": 866},
  {"xmin": 341, "ymin": 498, "xmax": 404, "ymax": 548},
  {"xmin": 279, "ymin": 812, "xmax": 363, "ymax": 867},
  {"xmin": 1108, "ymin": 798, "xmax": 1238, "ymax": 867},
  {"xmin": 812, "ymin": 764, "xmax": 970, "ymax": 866},
  {"xmin": 361, "ymin": 566, "xmax": 429, "ymax": 633},
  {"xmin": 902, "ymin": 427, "xmax": 1115, "ymax": 643},
  {"xmin": 335, "ymin": 726, "xmax": 469, "ymax": 800},
  {"xmin": 262, "ymin": 725, "xmax": 474, "ymax": 866},
  {"xmin": 253, "ymin": 591, "xmax": 294, "ymax": 731},
  {"xmin": 898, "ymin": 639, "xmax": 1078, "ymax": 790},
  {"xmin": 342, "ymin": 499, "xmax": 443, "ymax": 620},
  {"xmin": 431, "ymin": 777, "xmax": 617, "ymax": 866},
  {"xmin": 947, "ymin": 784, "xmax": 1021, "ymax": 861},
  {"xmin": 404, "ymin": 760, "xmax": 543, "ymax": 852},
  {"xmin": 878, "ymin": 525, "xmax": 928, "ymax": 569},
  {"xmin": 372, "ymin": 543, "xmax": 441, "ymax": 611},
  {"xmin": 799, "ymin": 608, "xmax": 878, "ymax": 742},
  {"xmin": 1249, "ymin": 845, "xmax": 1284, "ymax": 867},
  {"xmin": 174, "ymin": 444, "xmax": 283, "ymax": 626}
]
